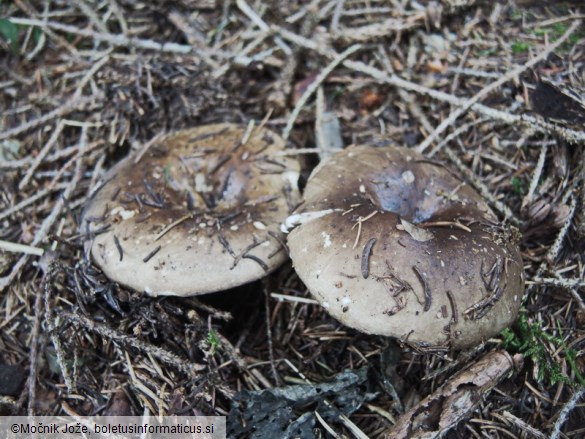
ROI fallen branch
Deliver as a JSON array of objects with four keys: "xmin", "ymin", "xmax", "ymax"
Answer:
[
  {"xmin": 386, "ymin": 351, "xmax": 523, "ymax": 438},
  {"xmin": 0, "ymin": 96, "xmax": 93, "ymax": 142},
  {"xmin": 60, "ymin": 311, "xmax": 206, "ymax": 376},
  {"xmin": 549, "ymin": 387, "xmax": 585, "ymax": 439}
]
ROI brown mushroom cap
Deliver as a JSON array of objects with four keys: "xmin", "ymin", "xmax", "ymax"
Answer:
[
  {"xmin": 287, "ymin": 145, "xmax": 524, "ymax": 349},
  {"xmin": 82, "ymin": 123, "xmax": 300, "ymax": 296}
]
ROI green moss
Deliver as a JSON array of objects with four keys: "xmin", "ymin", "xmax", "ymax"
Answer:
[
  {"xmin": 477, "ymin": 48, "xmax": 498, "ymax": 57},
  {"xmin": 511, "ymin": 176, "xmax": 525, "ymax": 195},
  {"xmin": 501, "ymin": 310, "xmax": 585, "ymax": 387},
  {"xmin": 206, "ymin": 330, "xmax": 220, "ymax": 355},
  {"xmin": 530, "ymin": 22, "xmax": 585, "ymax": 53},
  {"xmin": 511, "ymin": 41, "xmax": 530, "ymax": 54},
  {"xmin": 509, "ymin": 9, "xmax": 523, "ymax": 21}
]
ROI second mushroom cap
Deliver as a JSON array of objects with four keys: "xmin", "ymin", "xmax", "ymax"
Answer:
[{"xmin": 286, "ymin": 145, "xmax": 524, "ymax": 349}]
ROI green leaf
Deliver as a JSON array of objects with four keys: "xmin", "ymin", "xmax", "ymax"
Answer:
[{"xmin": 0, "ymin": 18, "xmax": 19, "ymax": 52}]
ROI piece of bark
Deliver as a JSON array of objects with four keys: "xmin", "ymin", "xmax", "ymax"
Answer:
[{"xmin": 387, "ymin": 351, "xmax": 523, "ymax": 439}]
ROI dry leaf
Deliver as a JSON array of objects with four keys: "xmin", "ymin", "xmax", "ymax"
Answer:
[{"xmin": 398, "ymin": 218, "xmax": 434, "ymax": 242}]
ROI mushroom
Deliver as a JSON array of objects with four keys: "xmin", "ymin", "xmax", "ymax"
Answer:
[
  {"xmin": 286, "ymin": 145, "xmax": 524, "ymax": 349},
  {"xmin": 82, "ymin": 123, "xmax": 300, "ymax": 296}
]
